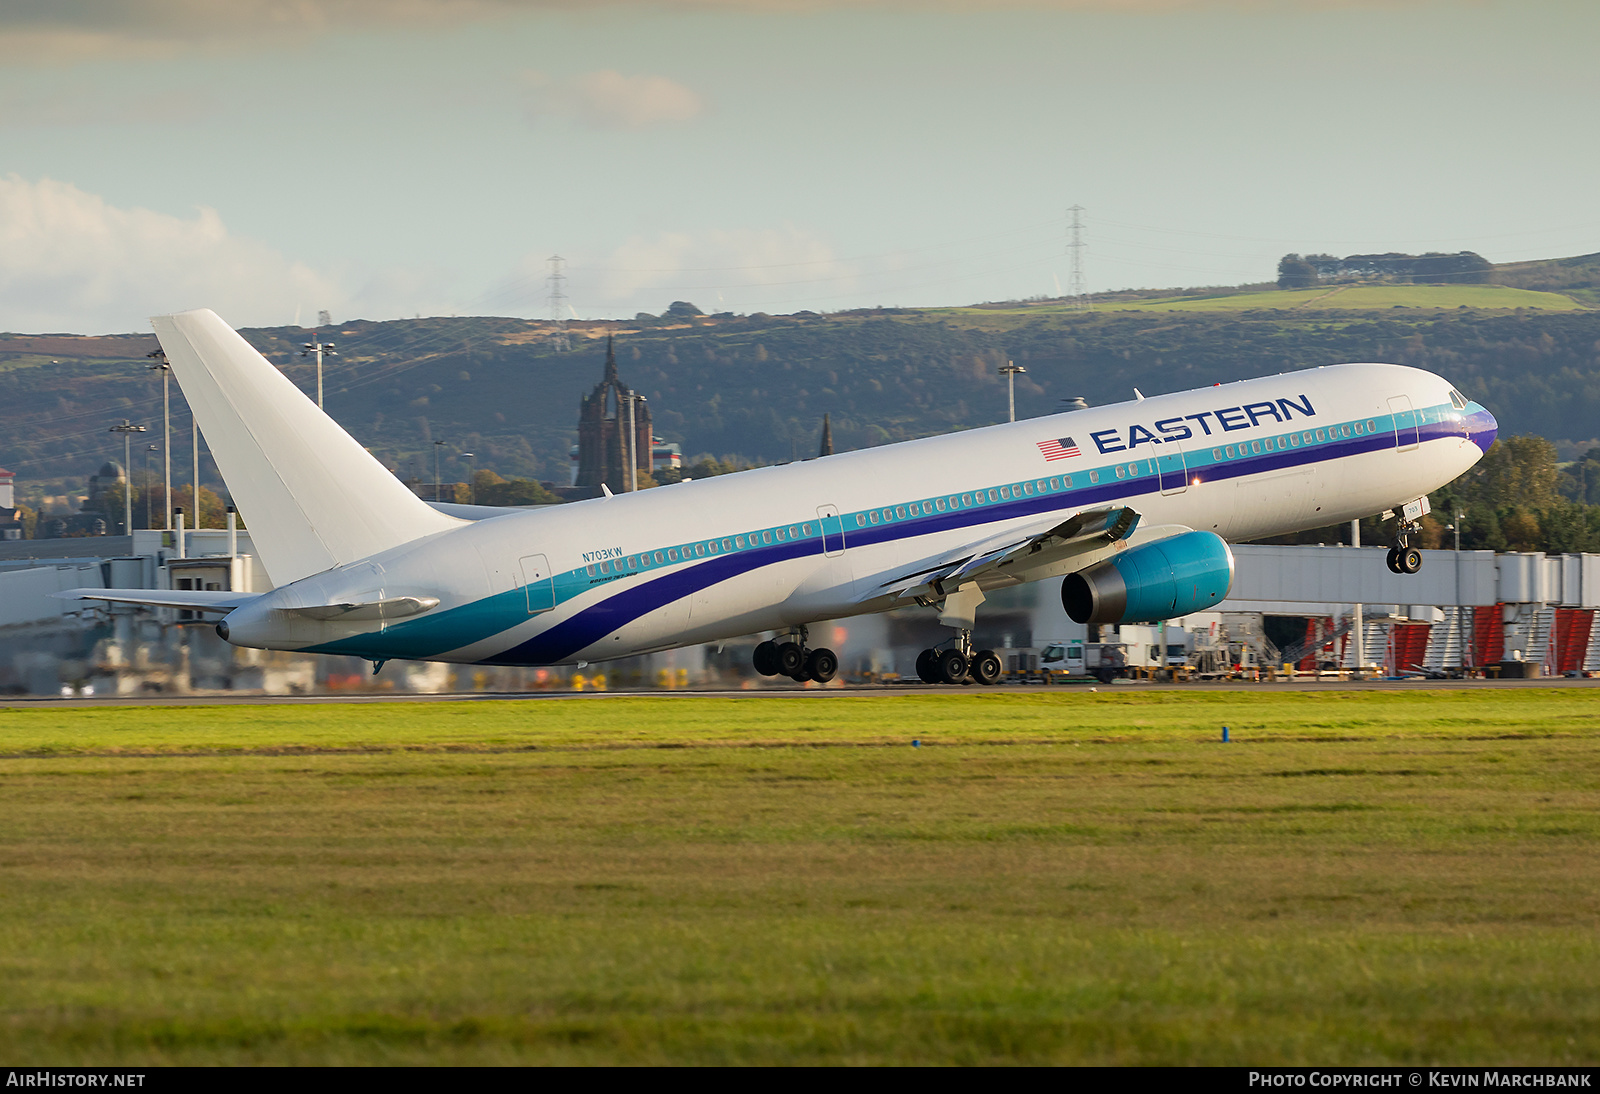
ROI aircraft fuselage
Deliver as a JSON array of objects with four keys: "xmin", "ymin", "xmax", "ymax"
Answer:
[{"xmin": 216, "ymin": 362, "xmax": 1495, "ymax": 667}]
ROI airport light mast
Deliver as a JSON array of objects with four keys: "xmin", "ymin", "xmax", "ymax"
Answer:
[
  {"xmin": 462, "ymin": 453, "xmax": 476, "ymax": 505},
  {"xmin": 145, "ymin": 350, "xmax": 172, "ymax": 530},
  {"xmin": 434, "ymin": 440, "xmax": 446, "ymax": 503},
  {"xmin": 144, "ymin": 444, "xmax": 158, "ymax": 529},
  {"xmin": 108, "ymin": 420, "xmax": 146, "ymax": 536},
  {"xmin": 998, "ymin": 362, "xmax": 1026, "ymax": 423},
  {"xmin": 301, "ymin": 336, "xmax": 338, "ymax": 410},
  {"xmin": 192, "ymin": 414, "xmax": 202, "ymax": 529}
]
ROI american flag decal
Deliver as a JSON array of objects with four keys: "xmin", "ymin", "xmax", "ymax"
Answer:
[{"xmin": 1036, "ymin": 437, "xmax": 1081, "ymax": 461}]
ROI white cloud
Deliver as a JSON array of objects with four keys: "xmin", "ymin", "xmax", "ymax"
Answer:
[
  {"xmin": 523, "ymin": 69, "xmax": 706, "ymax": 130},
  {"xmin": 0, "ymin": 175, "xmax": 343, "ymax": 333}
]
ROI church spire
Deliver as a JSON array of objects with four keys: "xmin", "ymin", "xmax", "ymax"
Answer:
[
  {"xmin": 604, "ymin": 334, "xmax": 618, "ymax": 382},
  {"xmin": 818, "ymin": 413, "xmax": 834, "ymax": 457}
]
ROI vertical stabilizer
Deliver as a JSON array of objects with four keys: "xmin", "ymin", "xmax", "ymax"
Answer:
[{"xmin": 151, "ymin": 309, "xmax": 461, "ymax": 585}]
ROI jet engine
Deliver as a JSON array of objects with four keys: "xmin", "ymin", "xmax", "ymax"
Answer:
[{"xmin": 1061, "ymin": 530, "xmax": 1234, "ymax": 625}]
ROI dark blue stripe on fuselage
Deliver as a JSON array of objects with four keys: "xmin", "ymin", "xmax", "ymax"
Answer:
[{"xmin": 480, "ymin": 535, "xmax": 820, "ymax": 665}]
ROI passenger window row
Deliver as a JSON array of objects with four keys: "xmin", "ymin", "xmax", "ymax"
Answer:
[{"xmin": 1210, "ymin": 419, "xmax": 1378, "ymax": 462}]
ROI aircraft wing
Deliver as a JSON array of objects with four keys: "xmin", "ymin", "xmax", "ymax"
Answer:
[
  {"xmin": 54, "ymin": 588, "xmax": 260, "ymax": 614},
  {"xmin": 858, "ymin": 505, "xmax": 1144, "ymax": 604}
]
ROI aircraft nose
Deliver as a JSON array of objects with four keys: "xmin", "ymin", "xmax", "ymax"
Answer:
[{"xmin": 1470, "ymin": 405, "xmax": 1498, "ymax": 454}]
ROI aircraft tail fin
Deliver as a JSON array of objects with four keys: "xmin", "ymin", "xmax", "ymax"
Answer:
[{"xmin": 150, "ymin": 308, "xmax": 462, "ymax": 585}]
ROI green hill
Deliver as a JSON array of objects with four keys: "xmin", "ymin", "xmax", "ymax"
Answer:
[
  {"xmin": 1103, "ymin": 283, "xmax": 1584, "ymax": 312},
  {"xmin": 1492, "ymin": 252, "xmax": 1600, "ymax": 308},
  {"xmin": 6, "ymin": 246, "xmax": 1600, "ymax": 509},
  {"xmin": 940, "ymin": 283, "xmax": 1586, "ymax": 319},
  {"xmin": 7, "ymin": 306, "xmax": 1600, "ymax": 512}
]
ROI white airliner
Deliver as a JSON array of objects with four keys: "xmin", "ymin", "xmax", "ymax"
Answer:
[{"xmin": 62, "ymin": 309, "xmax": 1497, "ymax": 685}]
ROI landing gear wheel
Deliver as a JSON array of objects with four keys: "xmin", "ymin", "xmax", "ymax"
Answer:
[
  {"xmin": 775, "ymin": 642, "xmax": 805, "ymax": 677},
  {"xmin": 971, "ymin": 649, "xmax": 1002, "ymax": 686},
  {"xmin": 1399, "ymin": 547, "xmax": 1422, "ymax": 574},
  {"xmin": 1386, "ymin": 547, "xmax": 1403, "ymax": 574},
  {"xmin": 915, "ymin": 649, "xmax": 940, "ymax": 684},
  {"xmin": 752, "ymin": 640, "xmax": 779, "ymax": 677},
  {"xmin": 805, "ymin": 647, "xmax": 838, "ymax": 684},
  {"xmin": 791, "ymin": 666, "xmax": 812, "ymax": 683},
  {"xmin": 937, "ymin": 649, "xmax": 969, "ymax": 685}
]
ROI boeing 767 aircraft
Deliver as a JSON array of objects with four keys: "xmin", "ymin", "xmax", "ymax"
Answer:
[{"xmin": 63, "ymin": 309, "xmax": 1497, "ymax": 685}]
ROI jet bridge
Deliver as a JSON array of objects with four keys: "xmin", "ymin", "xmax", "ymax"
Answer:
[{"xmin": 1221, "ymin": 545, "xmax": 1600, "ymax": 675}]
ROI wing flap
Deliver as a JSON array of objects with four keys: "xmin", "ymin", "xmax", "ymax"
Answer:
[{"xmin": 858, "ymin": 506, "xmax": 1144, "ymax": 605}]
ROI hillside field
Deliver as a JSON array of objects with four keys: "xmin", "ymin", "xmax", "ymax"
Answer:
[
  {"xmin": 940, "ymin": 283, "xmax": 1587, "ymax": 320},
  {"xmin": 5, "ymin": 279, "xmax": 1600, "ymax": 497},
  {"xmin": 1, "ymin": 690, "xmax": 1596, "ymax": 1064}
]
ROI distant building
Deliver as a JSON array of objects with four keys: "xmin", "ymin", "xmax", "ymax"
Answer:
[
  {"xmin": 40, "ymin": 462, "xmax": 119, "ymax": 538},
  {"xmin": 571, "ymin": 337, "xmax": 653, "ymax": 498},
  {"xmin": 0, "ymin": 468, "xmax": 22, "ymax": 540},
  {"xmin": 87, "ymin": 462, "xmax": 124, "ymax": 511}
]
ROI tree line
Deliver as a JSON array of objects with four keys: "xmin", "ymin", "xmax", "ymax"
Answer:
[
  {"xmin": 9, "ymin": 306, "xmax": 1600, "ymax": 558},
  {"xmin": 1277, "ymin": 251, "xmax": 1493, "ymax": 289}
]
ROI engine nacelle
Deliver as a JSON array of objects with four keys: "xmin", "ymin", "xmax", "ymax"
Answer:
[{"xmin": 1062, "ymin": 530, "xmax": 1234, "ymax": 625}]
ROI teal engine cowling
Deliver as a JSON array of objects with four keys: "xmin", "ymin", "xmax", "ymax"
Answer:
[{"xmin": 1062, "ymin": 530, "xmax": 1234, "ymax": 625}]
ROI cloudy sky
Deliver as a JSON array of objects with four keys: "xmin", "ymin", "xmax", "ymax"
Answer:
[{"xmin": 0, "ymin": 0, "xmax": 1594, "ymax": 332}]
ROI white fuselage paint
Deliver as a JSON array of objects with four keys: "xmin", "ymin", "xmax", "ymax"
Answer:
[{"xmin": 219, "ymin": 363, "xmax": 1495, "ymax": 667}]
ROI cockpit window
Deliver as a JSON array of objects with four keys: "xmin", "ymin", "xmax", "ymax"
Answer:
[{"xmin": 1449, "ymin": 389, "xmax": 1468, "ymax": 410}]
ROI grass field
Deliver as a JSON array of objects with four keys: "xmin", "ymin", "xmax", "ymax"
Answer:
[
  {"xmin": 936, "ymin": 284, "xmax": 1587, "ymax": 323},
  {"xmin": 1097, "ymin": 284, "xmax": 1587, "ymax": 312},
  {"xmin": 2, "ymin": 690, "xmax": 1598, "ymax": 1065}
]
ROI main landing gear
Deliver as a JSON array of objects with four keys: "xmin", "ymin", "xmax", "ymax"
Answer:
[
  {"xmin": 753, "ymin": 627, "xmax": 838, "ymax": 684},
  {"xmin": 914, "ymin": 632, "xmax": 1002, "ymax": 686}
]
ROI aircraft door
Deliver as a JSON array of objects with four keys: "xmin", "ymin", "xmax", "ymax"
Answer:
[
  {"xmin": 1388, "ymin": 395, "xmax": 1420, "ymax": 452},
  {"xmin": 520, "ymin": 553, "xmax": 555, "ymax": 614},
  {"xmin": 1157, "ymin": 439, "xmax": 1188, "ymax": 496},
  {"xmin": 817, "ymin": 504, "xmax": 845, "ymax": 557}
]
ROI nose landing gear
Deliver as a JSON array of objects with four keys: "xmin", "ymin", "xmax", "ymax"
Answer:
[
  {"xmin": 753, "ymin": 628, "xmax": 838, "ymax": 684},
  {"xmin": 1386, "ymin": 545, "xmax": 1422, "ymax": 575},
  {"xmin": 1380, "ymin": 498, "xmax": 1430, "ymax": 575}
]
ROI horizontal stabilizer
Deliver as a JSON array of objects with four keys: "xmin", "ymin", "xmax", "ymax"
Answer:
[{"xmin": 53, "ymin": 588, "xmax": 257, "ymax": 614}]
